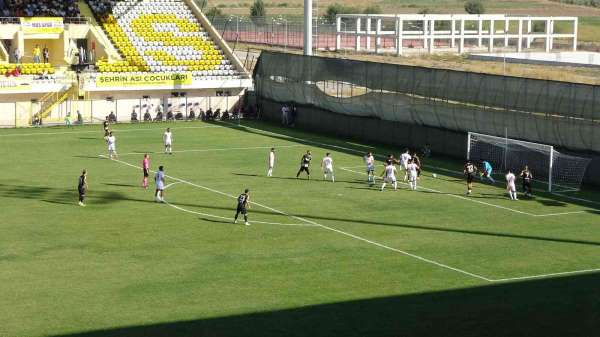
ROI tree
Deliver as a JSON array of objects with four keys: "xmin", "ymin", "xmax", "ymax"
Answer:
[
  {"xmin": 325, "ymin": 3, "xmax": 359, "ymax": 23},
  {"xmin": 250, "ymin": 0, "xmax": 266, "ymax": 24},
  {"xmin": 205, "ymin": 7, "xmax": 223, "ymax": 19},
  {"xmin": 363, "ymin": 5, "xmax": 382, "ymax": 15},
  {"xmin": 464, "ymin": 0, "xmax": 485, "ymax": 14}
]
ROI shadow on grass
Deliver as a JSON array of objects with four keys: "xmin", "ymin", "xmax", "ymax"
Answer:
[
  {"xmin": 215, "ymin": 120, "xmax": 600, "ymax": 211},
  {"xmin": 232, "ymin": 172, "xmax": 364, "ymax": 184},
  {"xmin": 1, "ymin": 182, "xmax": 599, "ymax": 247},
  {"xmin": 51, "ymin": 272, "xmax": 600, "ymax": 337}
]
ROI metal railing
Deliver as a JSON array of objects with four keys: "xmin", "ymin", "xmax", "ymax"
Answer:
[{"xmin": 210, "ymin": 16, "xmax": 342, "ymax": 51}]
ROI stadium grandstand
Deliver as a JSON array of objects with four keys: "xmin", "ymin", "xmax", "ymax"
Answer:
[{"xmin": 0, "ymin": 0, "xmax": 252, "ymax": 127}]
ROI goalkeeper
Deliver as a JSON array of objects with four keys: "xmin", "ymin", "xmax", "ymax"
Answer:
[{"xmin": 480, "ymin": 160, "xmax": 495, "ymax": 184}]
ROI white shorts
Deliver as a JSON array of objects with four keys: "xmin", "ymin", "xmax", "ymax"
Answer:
[
  {"xmin": 108, "ymin": 145, "xmax": 116, "ymax": 152},
  {"xmin": 165, "ymin": 141, "xmax": 172, "ymax": 147},
  {"xmin": 507, "ymin": 183, "xmax": 516, "ymax": 192},
  {"xmin": 324, "ymin": 166, "xmax": 333, "ymax": 174},
  {"xmin": 384, "ymin": 176, "xmax": 396, "ymax": 183},
  {"xmin": 156, "ymin": 182, "xmax": 164, "ymax": 190},
  {"xmin": 409, "ymin": 173, "xmax": 418, "ymax": 182},
  {"xmin": 366, "ymin": 164, "xmax": 374, "ymax": 172},
  {"xmin": 401, "ymin": 162, "xmax": 408, "ymax": 170}
]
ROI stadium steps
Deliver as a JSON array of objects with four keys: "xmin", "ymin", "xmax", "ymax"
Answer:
[
  {"xmin": 77, "ymin": 1, "xmax": 123, "ymax": 62},
  {"xmin": 35, "ymin": 85, "xmax": 77, "ymax": 124}
]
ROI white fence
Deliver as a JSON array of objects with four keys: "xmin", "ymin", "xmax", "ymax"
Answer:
[{"xmin": 336, "ymin": 14, "xmax": 578, "ymax": 55}]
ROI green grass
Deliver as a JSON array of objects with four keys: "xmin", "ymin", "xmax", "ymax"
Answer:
[
  {"xmin": 1, "ymin": 120, "xmax": 599, "ymax": 337},
  {"xmin": 578, "ymin": 16, "xmax": 600, "ymax": 42}
]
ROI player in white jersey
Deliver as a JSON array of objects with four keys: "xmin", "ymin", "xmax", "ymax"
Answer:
[
  {"xmin": 364, "ymin": 152, "xmax": 375, "ymax": 185},
  {"xmin": 267, "ymin": 148, "xmax": 275, "ymax": 177},
  {"xmin": 506, "ymin": 170, "xmax": 518, "ymax": 200},
  {"xmin": 154, "ymin": 165, "xmax": 166, "ymax": 202},
  {"xmin": 321, "ymin": 153, "xmax": 335, "ymax": 182},
  {"xmin": 407, "ymin": 159, "xmax": 420, "ymax": 190},
  {"xmin": 163, "ymin": 128, "xmax": 173, "ymax": 155},
  {"xmin": 107, "ymin": 131, "xmax": 117, "ymax": 159},
  {"xmin": 380, "ymin": 163, "xmax": 397, "ymax": 191},
  {"xmin": 400, "ymin": 149, "xmax": 412, "ymax": 181}
]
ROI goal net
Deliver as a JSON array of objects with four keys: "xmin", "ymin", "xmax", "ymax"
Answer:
[{"xmin": 467, "ymin": 132, "xmax": 591, "ymax": 193}]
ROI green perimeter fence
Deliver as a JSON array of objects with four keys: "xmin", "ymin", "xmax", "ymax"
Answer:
[
  {"xmin": 253, "ymin": 51, "xmax": 600, "ymax": 186},
  {"xmin": 254, "ymin": 51, "xmax": 600, "ymax": 154}
]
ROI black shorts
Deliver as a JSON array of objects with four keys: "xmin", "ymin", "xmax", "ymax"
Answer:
[
  {"xmin": 298, "ymin": 166, "xmax": 310, "ymax": 174},
  {"xmin": 466, "ymin": 174, "xmax": 474, "ymax": 184},
  {"xmin": 236, "ymin": 205, "xmax": 247, "ymax": 215},
  {"xmin": 143, "ymin": 168, "xmax": 149, "ymax": 177},
  {"xmin": 78, "ymin": 188, "xmax": 86, "ymax": 197}
]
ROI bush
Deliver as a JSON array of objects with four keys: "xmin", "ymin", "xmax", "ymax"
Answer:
[
  {"xmin": 324, "ymin": 3, "xmax": 360, "ymax": 23},
  {"xmin": 363, "ymin": 5, "xmax": 382, "ymax": 14},
  {"xmin": 464, "ymin": 0, "xmax": 485, "ymax": 14},
  {"xmin": 205, "ymin": 7, "xmax": 224, "ymax": 18},
  {"xmin": 250, "ymin": 0, "xmax": 266, "ymax": 20}
]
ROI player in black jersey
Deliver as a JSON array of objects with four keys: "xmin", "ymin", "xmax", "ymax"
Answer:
[
  {"xmin": 296, "ymin": 150, "xmax": 312, "ymax": 179},
  {"xmin": 386, "ymin": 154, "xmax": 400, "ymax": 166},
  {"xmin": 520, "ymin": 165, "xmax": 534, "ymax": 197},
  {"xmin": 463, "ymin": 160, "xmax": 478, "ymax": 195},
  {"xmin": 234, "ymin": 188, "xmax": 250, "ymax": 226},
  {"xmin": 77, "ymin": 169, "xmax": 88, "ymax": 207}
]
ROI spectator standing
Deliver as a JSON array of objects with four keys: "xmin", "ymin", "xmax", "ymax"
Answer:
[
  {"xmin": 78, "ymin": 45, "xmax": 86, "ymax": 64},
  {"xmin": 33, "ymin": 45, "xmax": 41, "ymax": 63},
  {"xmin": 43, "ymin": 46, "xmax": 49, "ymax": 63},
  {"xmin": 13, "ymin": 48, "xmax": 21, "ymax": 64}
]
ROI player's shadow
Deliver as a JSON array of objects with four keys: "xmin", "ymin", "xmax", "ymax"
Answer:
[
  {"xmin": 232, "ymin": 172, "xmax": 365, "ymax": 185},
  {"xmin": 0, "ymin": 183, "xmax": 137, "ymax": 206},
  {"xmin": 103, "ymin": 183, "xmax": 138, "ymax": 188},
  {"xmin": 72, "ymin": 155, "xmax": 102, "ymax": 159},
  {"xmin": 181, "ymin": 202, "xmax": 600, "ymax": 247},
  {"xmin": 198, "ymin": 217, "xmax": 233, "ymax": 225},
  {"xmin": 216, "ymin": 120, "xmax": 600, "ymax": 211},
  {"xmin": 536, "ymin": 199, "xmax": 568, "ymax": 207}
]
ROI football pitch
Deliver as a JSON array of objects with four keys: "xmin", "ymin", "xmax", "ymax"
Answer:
[{"xmin": 1, "ymin": 120, "xmax": 599, "ymax": 337}]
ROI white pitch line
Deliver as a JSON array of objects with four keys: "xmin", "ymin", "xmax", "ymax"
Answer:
[
  {"xmin": 340, "ymin": 167, "xmax": 536, "ymax": 217},
  {"xmin": 341, "ymin": 166, "xmax": 588, "ymax": 217},
  {"xmin": 165, "ymin": 201, "xmax": 318, "ymax": 227},
  {"xmin": 102, "ymin": 155, "xmax": 493, "ymax": 282},
  {"xmin": 223, "ymin": 122, "xmax": 595, "ymax": 217},
  {"xmin": 552, "ymin": 193, "xmax": 600, "ymax": 206},
  {"xmin": 0, "ymin": 124, "xmax": 221, "ymax": 137},
  {"xmin": 162, "ymin": 178, "xmax": 316, "ymax": 227},
  {"xmin": 489, "ymin": 267, "xmax": 600, "ymax": 282},
  {"xmin": 115, "ymin": 144, "xmax": 305, "ymax": 156},
  {"xmin": 532, "ymin": 211, "xmax": 587, "ymax": 217},
  {"xmin": 164, "ymin": 182, "xmax": 183, "ymax": 190}
]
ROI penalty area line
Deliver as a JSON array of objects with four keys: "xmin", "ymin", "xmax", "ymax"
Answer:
[
  {"xmin": 115, "ymin": 144, "xmax": 305, "ymax": 157},
  {"xmin": 162, "ymin": 180, "xmax": 317, "ymax": 227},
  {"xmin": 340, "ymin": 167, "xmax": 536, "ymax": 217},
  {"xmin": 225, "ymin": 122, "xmax": 598, "ymax": 214},
  {"xmin": 101, "ymin": 154, "xmax": 493, "ymax": 282}
]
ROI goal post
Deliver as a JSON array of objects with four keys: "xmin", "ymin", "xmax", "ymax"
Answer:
[{"xmin": 467, "ymin": 132, "xmax": 591, "ymax": 193}]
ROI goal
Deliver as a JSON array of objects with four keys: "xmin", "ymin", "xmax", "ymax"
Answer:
[{"xmin": 467, "ymin": 132, "xmax": 591, "ymax": 193}]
